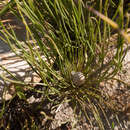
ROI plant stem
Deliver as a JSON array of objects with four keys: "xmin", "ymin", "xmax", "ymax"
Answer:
[{"xmin": 0, "ymin": 0, "xmax": 16, "ymax": 17}]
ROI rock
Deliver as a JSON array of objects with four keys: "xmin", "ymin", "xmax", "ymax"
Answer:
[
  {"xmin": 71, "ymin": 71, "xmax": 85, "ymax": 86},
  {"xmin": 0, "ymin": 47, "xmax": 41, "ymax": 102}
]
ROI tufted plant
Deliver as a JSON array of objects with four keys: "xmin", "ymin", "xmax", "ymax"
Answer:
[{"xmin": 0, "ymin": 0, "xmax": 129, "ymax": 129}]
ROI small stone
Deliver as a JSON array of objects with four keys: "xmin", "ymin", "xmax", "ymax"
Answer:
[
  {"xmin": 3, "ymin": 91, "xmax": 12, "ymax": 101},
  {"xmin": 114, "ymin": 126, "xmax": 118, "ymax": 130},
  {"xmin": 71, "ymin": 71, "xmax": 85, "ymax": 86}
]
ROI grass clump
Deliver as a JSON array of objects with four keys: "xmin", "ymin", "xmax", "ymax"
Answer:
[{"xmin": 0, "ymin": 0, "xmax": 129, "ymax": 129}]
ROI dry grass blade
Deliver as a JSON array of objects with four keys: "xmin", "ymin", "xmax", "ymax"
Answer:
[{"xmin": 85, "ymin": 4, "xmax": 130, "ymax": 43}]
